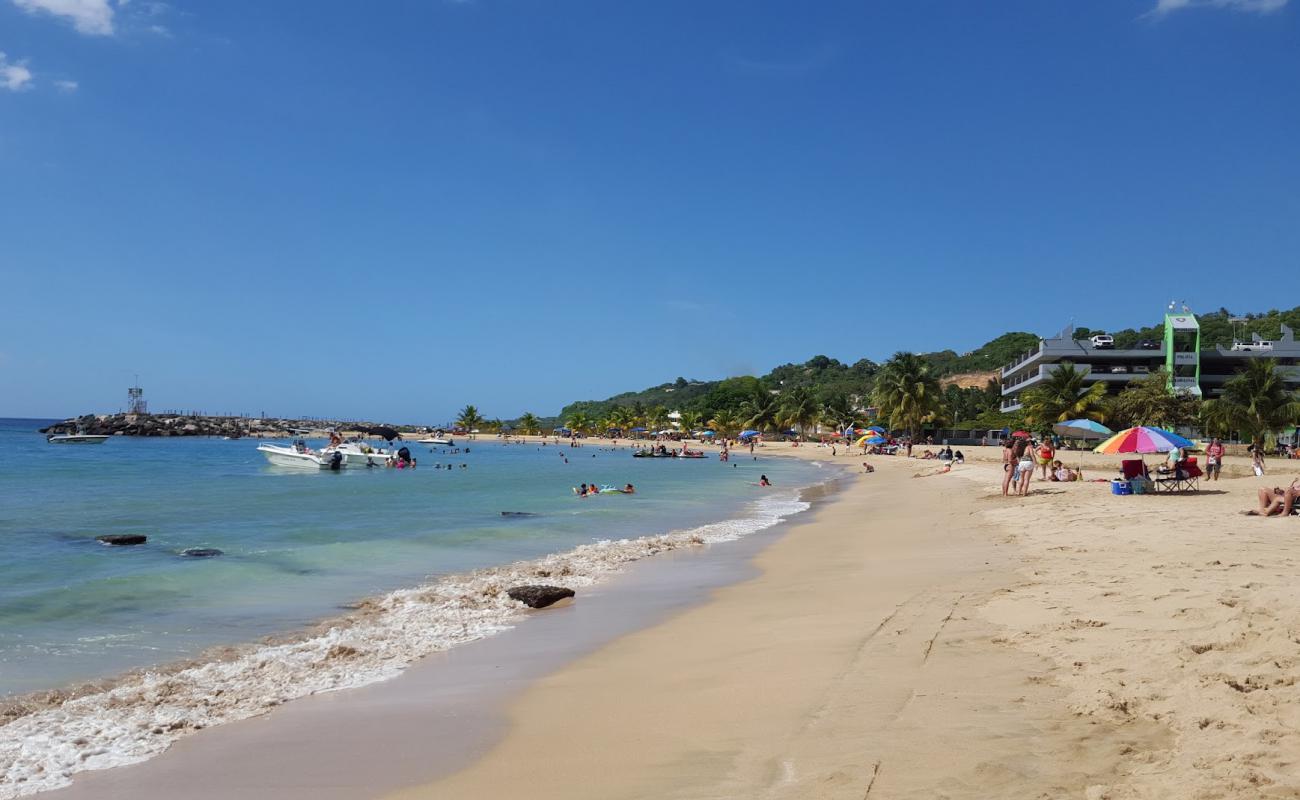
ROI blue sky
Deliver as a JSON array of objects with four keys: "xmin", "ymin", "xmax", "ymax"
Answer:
[{"xmin": 2, "ymin": 0, "xmax": 1297, "ymax": 423}]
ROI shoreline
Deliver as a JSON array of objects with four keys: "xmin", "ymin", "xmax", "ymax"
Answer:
[{"xmin": 0, "ymin": 442, "xmax": 838, "ymax": 799}]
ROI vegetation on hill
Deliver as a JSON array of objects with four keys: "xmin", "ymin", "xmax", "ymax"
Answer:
[
  {"xmin": 1076, "ymin": 305, "xmax": 1300, "ymax": 350},
  {"xmin": 474, "ymin": 305, "xmax": 1300, "ymax": 444}
]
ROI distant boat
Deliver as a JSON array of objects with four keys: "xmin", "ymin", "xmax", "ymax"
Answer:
[
  {"xmin": 417, "ymin": 436, "xmax": 454, "ymax": 446},
  {"xmin": 47, "ymin": 433, "xmax": 110, "ymax": 445},
  {"xmin": 257, "ymin": 442, "xmax": 343, "ymax": 470}
]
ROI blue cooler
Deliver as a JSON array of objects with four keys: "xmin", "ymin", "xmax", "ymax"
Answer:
[{"xmin": 1111, "ymin": 479, "xmax": 1132, "ymax": 495}]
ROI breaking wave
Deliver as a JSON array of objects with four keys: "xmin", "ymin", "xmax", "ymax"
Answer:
[{"xmin": 0, "ymin": 491, "xmax": 812, "ymax": 798}]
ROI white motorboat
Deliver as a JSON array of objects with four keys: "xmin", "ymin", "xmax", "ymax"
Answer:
[
  {"xmin": 47, "ymin": 433, "xmax": 111, "ymax": 444},
  {"xmin": 257, "ymin": 442, "xmax": 344, "ymax": 470},
  {"xmin": 417, "ymin": 437, "xmax": 454, "ymax": 446},
  {"xmin": 327, "ymin": 442, "xmax": 394, "ymax": 467}
]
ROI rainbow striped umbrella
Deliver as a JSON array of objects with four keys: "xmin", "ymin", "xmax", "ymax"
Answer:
[{"xmin": 1093, "ymin": 426, "xmax": 1194, "ymax": 455}]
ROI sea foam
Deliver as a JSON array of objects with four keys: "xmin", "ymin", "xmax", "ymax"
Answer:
[{"xmin": 0, "ymin": 491, "xmax": 811, "ymax": 798}]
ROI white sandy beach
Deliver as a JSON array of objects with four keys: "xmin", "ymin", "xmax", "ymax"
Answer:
[{"xmin": 390, "ymin": 444, "xmax": 1300, "ymax": 799}]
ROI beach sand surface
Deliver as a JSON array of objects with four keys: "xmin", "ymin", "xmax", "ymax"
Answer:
[{"xmin": 392, "ymin": 445, "xmax": 1300, "ymax": 799}]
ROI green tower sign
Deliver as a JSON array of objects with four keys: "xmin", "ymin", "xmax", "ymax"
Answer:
[{"xmin": 1163, "ymin": 313, "xmax": 1201, "ymax": 396}]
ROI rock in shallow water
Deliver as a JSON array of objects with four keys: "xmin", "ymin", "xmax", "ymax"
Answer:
[
  {"xmin": 507, "ymin": 585, "xmax": 575, "ymax": 609},
  {"xmin": 180, "ymin": 548, "xmax": 223, "ymax": 558},
  {"xmin": 96, "ymin": 534, "xmax": 147, "ymax": 546}
]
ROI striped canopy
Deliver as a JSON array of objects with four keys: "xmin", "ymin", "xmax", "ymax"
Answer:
[{"xmin": 1093, "ymin": 426, "xmax": 1194, "ymax": 455}]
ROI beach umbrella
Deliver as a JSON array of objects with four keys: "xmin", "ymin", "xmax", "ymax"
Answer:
[
  {"xmin": 1093, "ymin": 426, "xmax": 1194, "ymax": 455},
  {"xmin": 1052, "ymin": 419, "xmax": 1112, "ymax": 440},
  {"xmin": 1011, "ymin": 430, "xmax": 1031, "ymax": 438},
  {"xmin": 630, "ymin": 427, "xmax": 647, "ymax": 432},
  {"xmin": 739, "ymin": 430, "xmax": 760, "ymax": 438},
  {"xmin": 855, "ymin": 435, "xmax": 887, "ymax": 447},
  {"xmin": 699, "ymin": 430, "xmax": 715, "ymax": 437},
  {"xmin": 866, "ymin": 425, "xmax": 886, "ymax": 434}
]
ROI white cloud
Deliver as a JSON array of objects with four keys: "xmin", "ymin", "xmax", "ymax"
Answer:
[
  {"xmin": 147, "ymin": 23, "xmax": 168, "ymax": 36},
  {"xmin": 12, "ymin": 0, "xmax": 115, "ymax": 36},
  {"xmin": 54, "ymin": 78, "xmax": 78, "ymax": 91},
  {"xmin": 0, "ymin": 52, "xmax": 34, "ymax": 91},
  {"xmin": 1148, "ymin": 0, "xmax": 1288, "ymax": 15}
]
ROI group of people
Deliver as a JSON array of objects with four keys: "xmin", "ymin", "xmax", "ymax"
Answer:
[
  {"xmin": 1001, "ymin": 435, "xmax": 1047, "ymax": 496},
  {"xmin": 575, "ymin": 482, "xmax": 635, "ymax": 497},
  {"xmin": 918, "ymin": 446, "xmax": 965, "ymax": 464}
]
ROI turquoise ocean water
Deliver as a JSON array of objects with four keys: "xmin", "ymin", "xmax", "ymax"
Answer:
[{"xmin": 0, "ymin": 418, "xmax": 825, "ymax": 697}]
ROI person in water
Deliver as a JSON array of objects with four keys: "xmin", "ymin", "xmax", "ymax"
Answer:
[
  {"xmin": 622, "ymin": 483, "xmax": 635, "ymax": 494},
  {"xmin": 759, "ymin": 475, "xmax": 771, "ymax": 486}
]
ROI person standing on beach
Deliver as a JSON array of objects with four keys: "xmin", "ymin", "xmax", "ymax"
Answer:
[
  {"xmin": 1001, "ymin": 439, "xmax": 1016, "ymax": 496},
  {"xmin": 1205, "ymin": 438, "xmax": 1225, "ymax": 481},
  {"xmin": 1037, "ymin": 438, "xmax": 1055, "ymax": 481},
  {"xmin": 1016, "ymin": 438, "xmax": 1035, "ymax": 495},
  {"xmin": 1251, "ymin": 445, "xmax": 1266, "ymax": 476}
]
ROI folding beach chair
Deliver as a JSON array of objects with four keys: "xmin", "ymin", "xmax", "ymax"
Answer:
[
  {"xmin": 1153, "ymin": 457, "xmax": 1201, "ymax": 493},
  {"xmin": 1120, "ymin": 459, "xmax": 1147, "ymax": 481}
]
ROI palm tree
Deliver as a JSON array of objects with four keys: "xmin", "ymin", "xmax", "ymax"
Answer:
[
  {"xmin": 677, "ymin": 410, "xmax": 702, "ymax": 438},
  {"xmin": 646, "ymin": 405, "xmax": 669, "ymax": 433},
  {"xmin": 1018, "ymin": 362, "xmax": 1108, "ymax": 429},
  {"xmin": 708, "ymin": 409, "xmax": 742, "ymax": 439},
  {"xmin": 608, "ymin": 406, "xmax": 635, "ymax": 431},
  {"xmin": 780, "ymin": 386, "xmax": 820, "ymax": 439},
  {"xmin": 741, "ymin": 388, "xmax": 781, "ymax": 432},
  {"xmin": 457, "ymin": 404, "xmax": 485, "ymax": 434},
  {"xmin": 517, "ymin": 412, "xmax": 540, "ymax": 435},
  {"xmin": 820, "ymin": 393, "xmax": 854, "ymax": 434},
  {"xmin": 870, "ymin": 352, "xmax": 943, "ymax": 438},
  {"xmin": 565, "ymin": 411, "xmax": 593, "ymax": 435},
  {"xmin": 1201, "ymin": 359, "xmax": 1300, "ymax": 446}
]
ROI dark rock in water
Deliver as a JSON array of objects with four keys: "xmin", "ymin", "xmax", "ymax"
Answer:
[
  {"xmin": 500, "ymin": 511, "xmax": 537, "ymax": 518},
  {"xmin": 181, "ymin": 548, "xmax": 223, "ymax": 558},
  {"xmin": 507, "ymin": 585, "xmax": 575, "ymax": 609},
  {"xmin": 97, "ymin": 534, "xmax": 147, "ymax": 546}
]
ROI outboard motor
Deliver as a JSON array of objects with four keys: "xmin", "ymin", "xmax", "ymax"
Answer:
[{"xmin": 329, "ymin": 451, "xmax": 343, "ymax": 471}]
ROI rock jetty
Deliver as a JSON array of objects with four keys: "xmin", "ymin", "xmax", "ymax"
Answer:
[{"xmin": 38, "ymin": 414, "xmax": 407, "ymax": 439}]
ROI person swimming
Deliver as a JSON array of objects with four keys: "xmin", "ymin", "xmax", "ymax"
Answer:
[{"xmin": 758, "ymin": 475, "xmax": 771, "ymax": 486}]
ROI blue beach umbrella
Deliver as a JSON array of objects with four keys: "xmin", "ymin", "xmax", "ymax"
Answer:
[
  {"xmin": 1052, "ymin": 419, "xmax": 1112, "ymax": 440},
  {"xmin": 699, "ymin": 431, "xmax": 716, "ymax": 437},
  {"xmin": 739, "ymin": 430, "xmax": 760, "ymax": 438},
  {"xmin": 630, "ymin": 427, "xmax": 647, "ymax": 432},
  {"xmin": 866, "ymin": 425, "xmax": 886, "ymax": 434}
]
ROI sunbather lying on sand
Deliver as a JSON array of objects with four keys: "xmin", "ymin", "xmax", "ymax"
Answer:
[{"xmin": 1245, "ymin": 478, "xmax": 1300, "ymax": 516}]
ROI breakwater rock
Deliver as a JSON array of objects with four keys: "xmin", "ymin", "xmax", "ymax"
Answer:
[{"xmin": 38, "ymin": 414, "xmax": 405, "ymax": 439}]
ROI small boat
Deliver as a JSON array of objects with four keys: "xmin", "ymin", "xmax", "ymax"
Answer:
[
  {"xmin": 47, "ymin": 433, "xmax": 111, "ymax": 445},
  {"xmin": 257, "ymin": 441, "xmax": 344, "ymax": 470},
  {"xmin": 417, "ymin": 437, "xmax": 455, "ymax": 446},
  {"xmin": 327, "ymin": 442, "xmax": 394, "ymax": 467}
]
